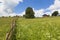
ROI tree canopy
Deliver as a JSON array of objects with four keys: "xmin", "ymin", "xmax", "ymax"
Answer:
[
  {"xmin": 24, "ymin": 7, "xmax": 35, "ymax": 18},
  {"xmin": 52, "ymin": 11, "xmax": 59, "ymax": 16}
]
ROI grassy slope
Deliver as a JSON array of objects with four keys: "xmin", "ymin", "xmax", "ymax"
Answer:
[
  {"xmin": 16, "ymin": 17, "xmax": 60, "ymax": 40},
  {"xmin": 0, "ymin": 17, "xmax": 12, "ymax": 40}
]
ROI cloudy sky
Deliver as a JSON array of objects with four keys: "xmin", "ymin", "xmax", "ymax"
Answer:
[{"xmin": 0, "ymin": 0, "xmax": 60, "ymax": 17}]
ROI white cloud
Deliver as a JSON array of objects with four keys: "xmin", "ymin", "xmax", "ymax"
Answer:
[
  {"xmin": 0, "ymin": 0, "xmax": 23, "ymax": 17},
  {"xmin": 0, "ymin": 0, "xmax": 60, "ymax": 17},
  {"xmin": 34, "ymin": 0, "xmax": 60, "ymax": 17},
  {"xmin": 34, "ymin": 9, "xmax": 45, "ymax": 17},
  {"xmin": 20, "ymin": 0, "xmax": 60, "ymax": 17},
  {"xmin": 47, "ymin": 0, "xmax": 60, "ymax": 10},
  {"xmin": 5, "ymin": 0, "xmax": 23, "ymax": 8}
]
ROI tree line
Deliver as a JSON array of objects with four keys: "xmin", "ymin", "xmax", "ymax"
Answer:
[{"xmin": 23, "ymin": 7, "xmax": 59, "ymax": 18}]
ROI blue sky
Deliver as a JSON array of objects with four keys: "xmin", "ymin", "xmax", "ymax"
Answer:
[
  {"xmin": 0, "ymin": 0, "xmax": 60, "ymax": 17},
  {"xmin": 13, "ymin": 0, "xmax": 54, "ymax": 13}
]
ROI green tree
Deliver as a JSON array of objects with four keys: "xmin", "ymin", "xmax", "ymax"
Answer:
[
  {"xmin": 43, "ymin": 14, "xmax": 50, "ymax": 17},
  {"xmin": 24, "ymin": 7, "xmax": 35, "ymax": 18},
  {"xmin": 52, "ymin": 11, "xmax": 59, "ymax": 16}
]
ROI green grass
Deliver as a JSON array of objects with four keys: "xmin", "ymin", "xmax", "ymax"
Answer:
[
  {"xmin": 0, "ymin": 17, "xmax": 13, "ymax": 40},
  {"xmin": 16, "ymin": 17, "xmax": 60, "ymax": 40},
  {"xmin": 0, "ymin": 17, "xmax": 60, "ymax": 40}
]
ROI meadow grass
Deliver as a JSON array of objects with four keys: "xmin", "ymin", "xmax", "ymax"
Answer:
[
  {"xmin": 0, "ymin": 17, "xmax": 13, "ymax": 40},
  {"xmin": 16, "ymin": 17, "xmax": 60, "ymax": 40}
]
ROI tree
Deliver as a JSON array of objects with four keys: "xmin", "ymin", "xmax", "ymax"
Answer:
[
  {"xmin": 23, "ymin": 15, "xmax": 25, "ymax": 17},
  {"xmin": 43, "ymin": 14, "xmax": 50, "ymax": 17},
  {"xmin": 24, "ymin": 7, "xmax": 35, "ymax": 18},
  {"xmin": 52, "ymin": 11, "xmax": 59, "ymax": 16}
]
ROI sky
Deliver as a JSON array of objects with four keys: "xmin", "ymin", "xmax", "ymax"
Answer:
[
  {"xmin": 13, "ymin": 0, "xmax": 54, "ymax": 13},
  {"xmin": 0, "ymin": 0, "xmax": 60, "ymax": 17}
]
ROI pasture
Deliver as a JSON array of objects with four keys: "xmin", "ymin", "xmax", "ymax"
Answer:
[
  {"xmin": 0, "ymin": 17, "xmax": 60, "ymax": 40},
  {"xmin": 0, "ymin": 17, "xmax": 13, "ymax": 40},
  {"xmin": 16, "ymin": 17, "xmax": 60, "ymax": 40}
]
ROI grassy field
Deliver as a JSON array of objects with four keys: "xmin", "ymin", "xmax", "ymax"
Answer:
[
  {"xmin": 0, "ymin": 17, "xmax": 13, "ymax": 40},
  {"xmin": 16, "ymin": 17, "xmax": 60, "ymax": 40},
  {"xmin": 0, "ymin": 17, "xmax": 60, "ymax": 40}
]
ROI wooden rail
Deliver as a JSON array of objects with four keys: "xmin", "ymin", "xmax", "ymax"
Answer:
[{"xmin": 6, "ymin": 17, "xmax": 17, "ymax": 40}]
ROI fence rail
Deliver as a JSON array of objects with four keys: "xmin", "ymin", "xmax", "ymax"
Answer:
[{"xmin": 6, "ymin": 17, "xmax": 17, "ymax": 40}]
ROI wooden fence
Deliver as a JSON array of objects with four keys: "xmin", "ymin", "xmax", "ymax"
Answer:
[{"xmin": 6, "ymin": 18, "xmax": 17, "ymax": 40}]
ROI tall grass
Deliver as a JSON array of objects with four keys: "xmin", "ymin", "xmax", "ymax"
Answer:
[
  {"xmin": 16, "ymin": 17, "xmax": 60, "ymax": 40},
  {"xmin": 0, "ymin": 17, "xmax": 12, "ymax": 40}
]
